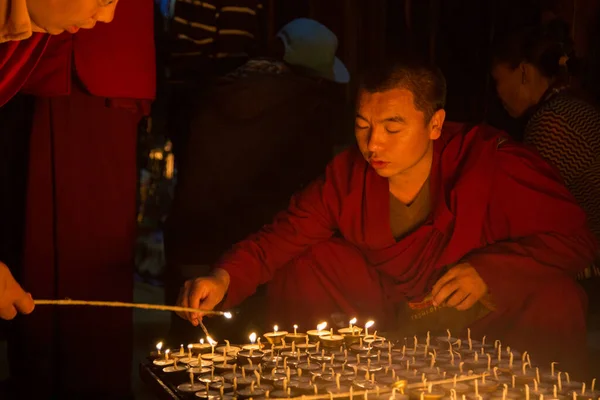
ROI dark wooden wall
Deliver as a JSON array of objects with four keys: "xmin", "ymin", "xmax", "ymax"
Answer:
[{"xmin": 267, "ymin": 0, "xmax": 600, "ymax": 131}]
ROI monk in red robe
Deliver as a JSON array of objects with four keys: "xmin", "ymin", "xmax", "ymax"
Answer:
[
  {"xmin": 178, "ymin": 61, "xmax": 595, "ymax": 375},
  {"xmin": 0, "ymin": 0, "xmax": 119, "ymax": 319},
  {"xmin": 0, "ymin": 0, "xmax": 155, "ymax": 397}
]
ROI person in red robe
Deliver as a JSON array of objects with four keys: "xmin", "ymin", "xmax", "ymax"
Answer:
[
  {"xmin": 177, "ymin": 61, "xmax": 596, "ymax": 377},
  {"xmin": 0, "ymin": 0, "xmax": 120, "ymax": 318},
  {"xmin": 0, "ymin": 0, "xmax": 155, "ymax": 398}
]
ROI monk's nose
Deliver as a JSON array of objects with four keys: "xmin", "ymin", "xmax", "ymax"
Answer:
[
  {"xmin": 367, "ymin": 128, "xmax": 386, "ymax": 153},
  {"xmin": 96, "ymin": 0, "xmax": 119, "ymax": 23}
]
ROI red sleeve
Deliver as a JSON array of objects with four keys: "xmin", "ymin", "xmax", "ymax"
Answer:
[
  {"xmin": 466, "ymin": 141, "xmax": 597, "ymax": 311},
  {"xmin": 215, "ymin": 150, "xmax": 354, "ymax": 308},
  {"xmin": 0, "ymin": 33, "xmax": 48, "ymax": 107}
]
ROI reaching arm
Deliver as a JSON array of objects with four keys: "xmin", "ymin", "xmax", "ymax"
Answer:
[
  {"xmin": 176, "ymin": 159, "xmax": 345, "ymax": 324},
  {"xmin": 464, "ymin": 141, "xmax": 597, "ymax": 312},
  {"xmin": 212, "ymin": 150, "xmax": 358, "ymax": 309}
]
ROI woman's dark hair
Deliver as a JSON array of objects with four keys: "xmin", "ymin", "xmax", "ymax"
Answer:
[{"xmin": 492, "ymin": 19, "xmax": 578, "ymax": 78}]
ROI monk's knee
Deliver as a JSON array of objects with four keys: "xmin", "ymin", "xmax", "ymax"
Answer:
[{"xmin": 525, "ymin": 277, "xmax": 587, "ymax": 325}]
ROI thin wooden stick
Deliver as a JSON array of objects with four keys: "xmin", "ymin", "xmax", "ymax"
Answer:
[
  {"xmin": 33, "ymin": 299, "xmax": 229, "ymax": 317},
  {"xmin": 198, "ymin": 320, "xmax": 211, "ymax": 338}
]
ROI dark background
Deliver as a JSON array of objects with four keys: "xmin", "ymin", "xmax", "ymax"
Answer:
[{"xmin": 237, "ymin": 0, "xmax": 600, "ymax": 139}]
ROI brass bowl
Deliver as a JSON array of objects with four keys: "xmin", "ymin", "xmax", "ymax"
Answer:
[
  {"xmin": 306, "ymin": 330, "xmax": 328, "ymax": 343},
  {"xmin": 338, "ymin": 327, "xmax": 363, "ymax": 336},
  {"xmin": 263, "ymin": 331, "xmax": 288, "ymax": 345},
  {"xmin": 319, "ymin": 334, "xmax": 344, "ymax": 349},
  {"xmin": 343, "ymin": 334, "xmax": 365, "ymax": 347},
  {"xmin": 285, "ymin": 333, "xmax": 308, "ymax": 344},
  {"xmin": 408, "ymin": 387, "xmax": 445, "ymax": 400},
  {"xmin": 189, "ymin": 343, "xmax": 214, "ymax": 355}
]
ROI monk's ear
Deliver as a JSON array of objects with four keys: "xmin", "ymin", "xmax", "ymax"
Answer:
[{"xmin": 428, "ymin": 109, "xmax": 446, "ymax": 140}]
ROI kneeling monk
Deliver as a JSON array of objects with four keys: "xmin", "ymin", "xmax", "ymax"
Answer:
[{"xmin": 177, "ymin": 61, "xmax": 596, "ymax": 375}]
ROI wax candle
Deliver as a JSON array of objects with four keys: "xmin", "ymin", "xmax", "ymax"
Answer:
[
  {"xmin": 436, "ymin": 329, "xmax": 458, "ymax": 346},
  {"xmin": 162, "ymin": 358, "xmax": 187, "ymax": 383},
  {"xmin": 193, "ymin": 389, "xmax": 224, "ymax": 400},
  {"xmin": 264, "ymin": 325, "xmax": 288, "ymax": 345},
  {"xmin": 153, "ymin": 348, "xmax": 174, "ymax": 367},
  {"xmin": 307, "ymin": 322, "xmax": 329, "ymax": 342},
  {"xmin": 175, "ymin": 344, "xmax": 197, "ymax": 364},
  {"xmin": 365, "ymin": 320, "xmax": 375, "ymax": 337},
  {"xmin": 208, "ymin": 336, "xmax": 217, "ymax": 354},
  {"xmin": 168, "ymin": 344, "xmax": 186, "ymax": 360},
  {"xmin": 440, "ymin": 375, "xmax": 471, "ymax": 394},
  {"xmin": 241, "ymin": 332, "xmax": 261, "ymax": 351},
  {"xmin": 319, "ymin": 329, "xmax": 345, "ymax": 349},
  {"xmin": 189, "ymin": 338, "xmax": 213, "ymax": 355},
  {"xmin": 285, "ymin": 324, "xmax": 309, "ymax": 344},
  {"xmin": 177, "ymin": 371, "xmax": 205, "ymax": 393},
  {"xmin": 339, "ymin": 318, "xmax": 364, "ymax": 336},
  {"xmin": 216, "ymin": 340, "xmax": 242, "ymax": 355}
]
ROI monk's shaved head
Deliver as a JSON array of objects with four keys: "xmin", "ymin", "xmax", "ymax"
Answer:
[{"xmin": 360, "ymin": 60, "xmax": 446, "ymax": 124}]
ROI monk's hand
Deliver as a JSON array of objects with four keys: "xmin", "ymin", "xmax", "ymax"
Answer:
[
  {"xmin": 0, "ymin": 262, "xmax": 35, "ymax": 320},
  {"xmin": 176, "ymin": 268, "xmax": 230, "ymax": 326},
  {"xmin": 431, "ymin": 262, "xmax": 488, "ymax": 311}
]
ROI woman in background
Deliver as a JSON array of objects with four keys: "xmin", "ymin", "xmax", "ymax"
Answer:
[{"xmin": 491, "ymin": 20, "xmax": 600, "ymax": 279}]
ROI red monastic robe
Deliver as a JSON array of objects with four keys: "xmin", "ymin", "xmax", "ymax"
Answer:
[
  {"xmin": 0, "ymin": 33, "xmax": 48, "ymax": 107},
  {"xmin": 217, "ymin": 122, "xmax": 596, "ymax": 376},
  {"xmin": 1, "ymin": 1, "xmax": 155, "ymax": 397}
]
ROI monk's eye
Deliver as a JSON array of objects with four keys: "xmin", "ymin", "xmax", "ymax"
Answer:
[
  {"xmin": 385, "ymin": 123, "xmax": 402, "ymax": 134},
  {"xmin": 355, "ymin": 122, "xmax": 369, "ymax": 130}
]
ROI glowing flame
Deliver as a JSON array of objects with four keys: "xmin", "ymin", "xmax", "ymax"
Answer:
[
  {"xmin": 349, "ymin": 318, "xmax": 357, "ymax": 325},
  {"xmin": 224, "ymin": 312, "xmax": 232, "ymax": 319},
  {"xmin": 207, "ymin": 336, "xmax": 217, "ymax": 346},
  {"xmin": 249, "ymin": 333, "xmax": 257, "ymax": 344},
  {"xmin": 200, "ymin": 338, "xmax": 204, "ymax": 345},
  {"xmin": 273, "ymin": 325, "xmax": 279, "ymax": 333},
  {"xmin": 293, "ymin": 324, "xmax": 298, "ymax": 329},
  {"xmin": 317, "ymin": 322, "xmax": 328, "ymax": 332},
  {"xmin": 156, "ymin": 342, "xmax": 163, "ymax": 351},
  {"xmin": 365, "ymin": 321, "xmax": 375, "ymax": 329},
  {"xmin": 187, "ymin": 344, "xmax": 193, "ymax": 350}
]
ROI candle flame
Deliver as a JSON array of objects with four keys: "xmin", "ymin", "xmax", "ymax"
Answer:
[
  {"xmin": 165, "ymin": 349, "xmax": 170, "ymax": 354},
  {"xmin": 200, "ymin": 338, "xmax": 204, "ymax": 344},
  {"xmin": 365, "ymin": 320, "xmax": 375, "ymax": 329},
  {"xmin": 223, "ymin": 312, "xmax": 232, "ymax": 319},
  {"xmin": 207, "ymin": 336, "xmax": 217, "ymax": 346},
  {"xmin": 317, "ymin": 322, "xmax": 328, "ymax": 331},
  {"xmin": 349, "ymin": 318, "xmax": 357, "ymax": 325},
  {"xmin": 156, "ymin": 342, "xmax": 163, "ymax": 351},
  {"xmin": 187, "ymin": 344, "xmax": 193, "ymax": 349},
  {"xmin": 249, "ymin": 332, "xmax": 257, "ymax": 344},
  {"xmin": 274, "ymin": 325, "xmax": 279, "ymax": 333},
  {"xmin": 293, "ymin": 324, "xmax": 298, "ymax": 329}
]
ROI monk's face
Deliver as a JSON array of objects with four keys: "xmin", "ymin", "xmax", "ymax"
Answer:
[
  {"xmin": 27, "ymin": 0, "xmax": 119, "ymax": 35},
  {"xmin": 355, "ymin": 88, "xmax": 444, "ymax": 179}
]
